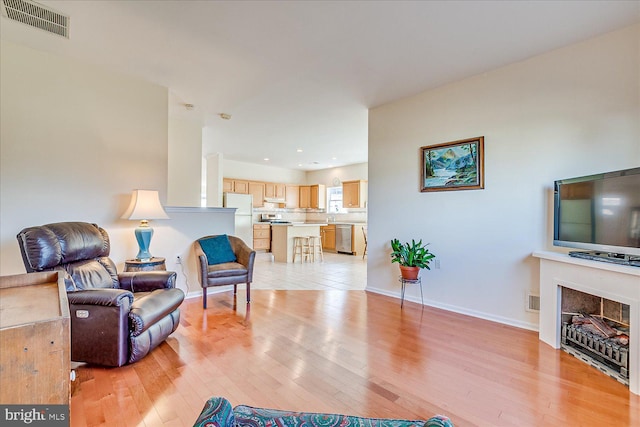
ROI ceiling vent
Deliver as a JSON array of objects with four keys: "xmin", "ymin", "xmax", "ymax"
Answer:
[{"xmin": 1, "ymin": 0, "xmax": 69, "ymax": 38}]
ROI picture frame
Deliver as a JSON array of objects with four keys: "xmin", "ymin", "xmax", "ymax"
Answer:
[{"xmin": 420, "ymin": 136, "xmax": 484, "ymax": 192}]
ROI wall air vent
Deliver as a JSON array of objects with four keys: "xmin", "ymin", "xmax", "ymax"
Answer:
[
  {"xmin": 1, "ymin": 0, "xmax": 69, "ymax": 38},
  {"xmin": 526, "ymin": 293, "xmax": 540, "ymax": 312}
]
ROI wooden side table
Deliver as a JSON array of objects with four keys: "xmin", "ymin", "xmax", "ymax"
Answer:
[{"xmin": 124, "ymin": 257, "xmax": 166, "ymax": 272}]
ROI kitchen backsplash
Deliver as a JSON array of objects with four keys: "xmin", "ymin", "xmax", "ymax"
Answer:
[
  {"xmin": 252, "ymin": 208, "xmax": 367, "ymax": 224},
  {"xmin": 306, "ymin": 211, "xmax": 367, "ymax": 223}
]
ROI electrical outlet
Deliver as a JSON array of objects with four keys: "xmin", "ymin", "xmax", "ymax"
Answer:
[
  {"xmin": 434, "ymin": 259, "xmax": 441, "ymax": 269},
  {"xmin": 176, "ymin": 255, "xmax": 182, "ymax": 265}
]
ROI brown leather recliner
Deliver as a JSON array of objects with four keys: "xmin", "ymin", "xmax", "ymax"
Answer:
[
  {"xmin": 16, "ymin": 222, "xmax": 184, "ymax": 367},
  {"xmin": 194, "ymin": 235, "xmax": 255, "ymax": 309}
]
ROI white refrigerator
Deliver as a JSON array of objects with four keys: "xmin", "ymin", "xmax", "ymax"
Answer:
[{"xmin": 223, "ymin": 193, "xmax": 254, "ymax": 247}]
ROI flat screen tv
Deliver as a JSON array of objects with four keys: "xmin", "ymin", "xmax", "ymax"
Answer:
[{"xmin": 553, "ymin": 167, "xmax": 640, "ymax": 261}]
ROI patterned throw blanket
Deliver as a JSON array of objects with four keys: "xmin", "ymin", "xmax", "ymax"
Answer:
[{"xmin": 194, "ymin": 397, "xmax": 453, "ymax": 427}]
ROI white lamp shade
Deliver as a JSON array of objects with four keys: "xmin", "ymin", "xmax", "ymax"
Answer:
[{"xmin": 122, "ymin": 190, "xmax": 169, "ymax": 220}]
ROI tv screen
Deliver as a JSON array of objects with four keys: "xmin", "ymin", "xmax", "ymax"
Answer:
[{"xmin": 553, "ymin": 167, "xmax": 640, "ymax": 258}]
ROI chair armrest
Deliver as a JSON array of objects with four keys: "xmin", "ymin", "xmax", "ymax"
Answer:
[
  {"xmin": 230, "ymin": 238, "xmax": 256, "ymax": 281},
  {"xmin": 194, "ymin": 243, "xmax": 208, "ymax": 287},
  {"xmin": 196, "ymin": 254, "xmax": 208, "ymax": 287},
  {"xmin": 193, "ymin": 397, "xmax": 235, "ymax": 427},
  {"xmin": 67, "ymin": 288, "xmax": 132, "ymax": 367},
  {"xmin": 233, "ymin": 238, "xmax": 254, "ymax": 267},
  {"xmin": 129, "ymin": 288, "xmax": 184, "ymax": 336},
  {"xmin": 67, "ymin": 288, "xmax": 133, "ymax": 306},
  {"xmin": 118, "ymin": 271, "xmax": 177, "ymax": 292}
]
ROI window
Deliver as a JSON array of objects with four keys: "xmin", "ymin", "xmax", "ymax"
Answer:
[{"xmin": 327, "ymin": 186, "xmax": 343, "ymax": 212}]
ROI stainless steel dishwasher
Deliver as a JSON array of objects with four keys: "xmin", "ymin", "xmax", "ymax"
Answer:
[{"xmin": 335, "ymin": 224, "xmax": 353, "ymax": 254}]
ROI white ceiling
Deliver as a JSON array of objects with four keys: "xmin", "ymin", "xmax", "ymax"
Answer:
[{"xmin": 1, "ymin": 1, "xmax": 638, "ymax": 170}]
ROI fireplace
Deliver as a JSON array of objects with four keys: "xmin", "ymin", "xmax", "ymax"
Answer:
[
  {"xmin": 560, "ymin": 287, "xmax": 630, "ymax": 385},
  {"xmin": 534, "ymin": 250, "xmax": 640, "ymax": 395}
]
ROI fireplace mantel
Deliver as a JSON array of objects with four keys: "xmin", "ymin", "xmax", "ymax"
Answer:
[{"xmin": 533, "ymin": 250, "xmax": 640, "ymax": 395}]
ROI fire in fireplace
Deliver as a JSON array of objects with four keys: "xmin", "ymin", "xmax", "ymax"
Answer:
[{"xmin": 560, "ymin": 287, "xmax": 630, "ymax": 385}]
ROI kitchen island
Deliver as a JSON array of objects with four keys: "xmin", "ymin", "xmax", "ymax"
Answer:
[{"xmin": 271, "ymin": 223, "xmax": 327, "ymax": 263}]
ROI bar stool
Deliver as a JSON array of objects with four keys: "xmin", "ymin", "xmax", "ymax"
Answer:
[
  {"xmin": 307, "ymin": 235, "xmax": 323, "ymax": 262},
  {"xmin": 293, "ymin": 236, "xmax": 311, "ymax": 263},
  {"xmin": 362, "ymin": 226, "xmax": 367, "ymax": 259}
]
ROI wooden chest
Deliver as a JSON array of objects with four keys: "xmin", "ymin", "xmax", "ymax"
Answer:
[{"xmin": 0, "ymin": 271, "xmax": 70, "ymax": 404}]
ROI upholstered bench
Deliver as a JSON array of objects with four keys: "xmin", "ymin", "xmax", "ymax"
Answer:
[{"xmin": 194, "ymin": 397, "xmax": 453, "ymax": 427}]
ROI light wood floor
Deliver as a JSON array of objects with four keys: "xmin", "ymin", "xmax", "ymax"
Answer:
[
  {"xmin": 250, "ymin": 251, "xmax": 367, "ymax": 291},
  {"xmin": 69, "ymin": 285, "xmax": 640, "ymax": 427}
]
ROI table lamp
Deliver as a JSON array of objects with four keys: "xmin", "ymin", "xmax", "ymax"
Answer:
[{"xmin": 122, "ymin": 190, "xmax": 169, "ymax": 260}]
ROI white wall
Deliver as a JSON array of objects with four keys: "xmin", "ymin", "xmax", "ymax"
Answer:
[
  {"xmin": 205, "ymin": 153, "xmax": 224, "ymax": 207},
  {"xmin": 161, "ymin": 207, "xmax": 236, "ymax": 295},
  {"xmin": 223, "ymin": 159, "xmax": 307, "ymax": 184},
  {"xmin": 306, "ymin": 162, "xmax": 368, "ymax": 187},
  {"xmin": 0, "ymin": 41, "xmax": 235, "ymax": 295},
  {"xmin": 368, "ymin": 24, "xmax": 640, "ymax": 330},
  {"xmin": 168, "ymin": 118, "xmax": 203, "ymax": 207},
  {"xmin": 0, "ymin": 40, "xmax": 167, "ymax": 274}
]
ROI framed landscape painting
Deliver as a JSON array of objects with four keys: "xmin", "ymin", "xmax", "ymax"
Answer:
[{"xmin": 421, "ymin": 136, "xmax": 484, "ymax": 192}]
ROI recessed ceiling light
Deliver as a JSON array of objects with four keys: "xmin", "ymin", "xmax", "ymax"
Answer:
[
  {"xmin": 219, "ymin": 113, "xmax": 232, "ymax": 120},
  {"xmin": 264, "ymin": 158, "xmax": 269, "ymax": 161},
  {"xmin": 298, "ymin": 163, "xmax": 302, "ymax": 167},
  {"xmin": 297, "ymin": 149, "xmax": 303, "ymax": 153},
  {"xmin": 332, "ymin": 157, "xmax": 337, "ymax": 160}
]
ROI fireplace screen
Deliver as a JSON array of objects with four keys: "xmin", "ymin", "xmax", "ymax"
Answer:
[{"xmin": 560, "ymin": 287, "xmax": 630, "ymax": 385}]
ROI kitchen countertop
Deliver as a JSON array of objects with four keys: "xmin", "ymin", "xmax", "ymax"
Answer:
[
  {"xmin": 258, "ymin": 221, "xmax": 366, "ymax": 226},
  {"xmin": 305, "ymin": 221, "xmax": 367, "ymax": 225},
  {"xmin": 271, "ymin": 222, "xmax": 328, "ymax": 226},
  {"xmin": 270, "ymin": 223, "xmax": 324, "ymax": 262}
]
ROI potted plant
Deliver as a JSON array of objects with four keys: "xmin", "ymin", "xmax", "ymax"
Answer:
[{"xmin": 390, "ymin": 238, "xmax": 436, "ymax": 280}]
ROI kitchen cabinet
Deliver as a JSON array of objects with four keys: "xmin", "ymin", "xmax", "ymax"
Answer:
[
  {"xmin": 321, "ymin": 224, "xmax": 336, "ymax": 251},
  {"xmin": 271, "ymin": 223, "xmax": 322, "ymax": 263},
  {"xmin": 225, "ymin": 179, "xmax": 327, "ymax": 209},
  {"xmin": 342, "ymin": 180, "xmax": 367, "ymax": 208},
  {"xmin": 235, "ymin": 180, "xmax": 250, "ymax": 194},
  {"xmin": 223, "ymin": 178, "xmax": 250, "ymax": 194},
  {"xmin": 285, "ymin": 185, "xmax": 299, "ymax": 208},
  {"xmin": 253, "ymin": 224, "xmax": 271, "ymax": 251},
  {"xmin": 265, "ymin": 182, "xmax": 286, "ymax": 200},
  {"xmin": 299, "ymin": 186, "xmax": 311, "ymax": 208},
  {"xmin": 322, "ymin": 223, "xmax": 366, "ymax": 255},
  {"xmin": 310, "ymin": 184, "xmax": 326, "ymax": 209},
  {"xmin": 299, "ymin": 185, "xmax": 325, "ymax": 209},
  {"xmin": 248, "ymin": 182, "xmax": 265, "ymax": 207}
]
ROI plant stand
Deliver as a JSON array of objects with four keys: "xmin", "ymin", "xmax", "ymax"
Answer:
[{"xmin": 398, "ymin": 276, "xmax": 423, "ymax": 308}]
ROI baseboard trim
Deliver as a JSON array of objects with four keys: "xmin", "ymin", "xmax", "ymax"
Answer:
[
  {"xmin": 186, "ymin": 285, "xmax": 539, "ymax": 332},
  {"xmin": 365, "ymin": 286, "xmax": 539, "ymax": 332},
  {"xmin": 185, "ymin": 286, "xmax": 235, "ymax": 300}
]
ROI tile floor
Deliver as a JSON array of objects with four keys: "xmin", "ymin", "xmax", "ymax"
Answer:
[{"xmin": 251, "ymin": 251, "xmax": 367, "ymax": 290}]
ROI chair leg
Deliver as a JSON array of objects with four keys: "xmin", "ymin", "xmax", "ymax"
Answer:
[
  {"xmin": 203, "ymin": 288, "xmax": 207, "ymax": 309},
  {"xmin": 317, "ymin": 238, "xmax": 323, "ymax": 262},
  {"xmin": 246, "ymin": 282, "xmax": 251, "ymax": 303},
  {"xmin": 233, "ymin": 284, "xmax": 237, "ymax": 295}
]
